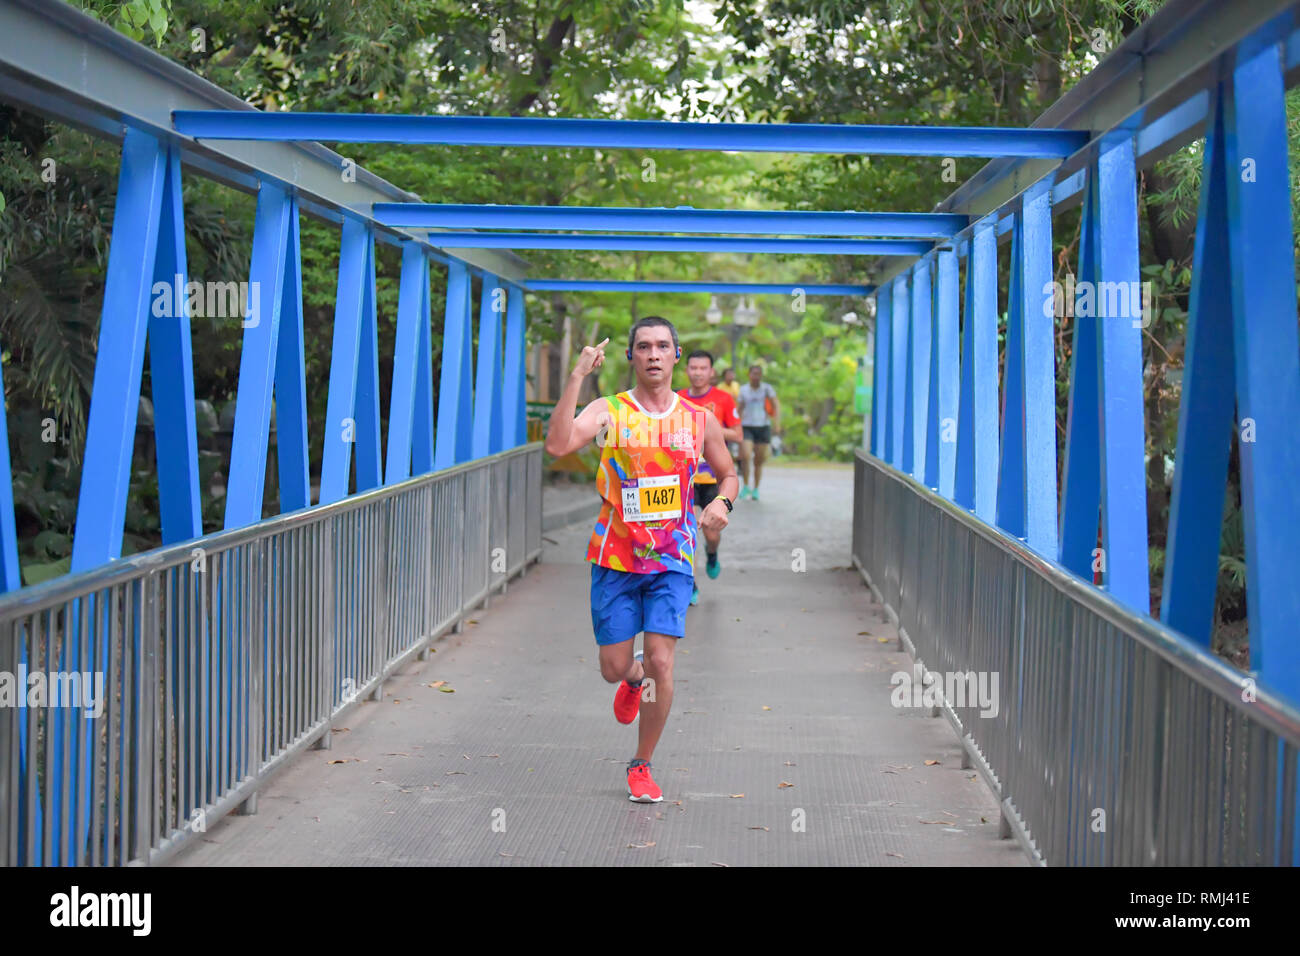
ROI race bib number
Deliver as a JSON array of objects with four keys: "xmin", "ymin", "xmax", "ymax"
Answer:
[{"xmin": 621, "ymin": 474, "xmax": 681, "ymax": 523}]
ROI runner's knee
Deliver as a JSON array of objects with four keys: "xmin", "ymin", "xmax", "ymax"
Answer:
[{"xmin": 645, "ymin": 646, "xmax": 674, "ymax": 677}]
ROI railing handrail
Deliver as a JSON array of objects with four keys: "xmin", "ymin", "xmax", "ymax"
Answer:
[
  {"xmin": 855, "ymin": 448, "xmax": 1300, "ymax": 745},
  {"xmin": 0, "ymin": 443, "xmax": 542, "ymax": 618}
]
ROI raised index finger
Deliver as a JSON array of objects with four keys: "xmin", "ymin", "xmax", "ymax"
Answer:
[{"xmin": 595, "ymin": 337, "xmax": 610, "ymax": 350}]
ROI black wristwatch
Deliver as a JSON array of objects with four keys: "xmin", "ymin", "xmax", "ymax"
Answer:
[{"xmin": 718, "ymin": 495, "xmax": 734, "ymax": 513}]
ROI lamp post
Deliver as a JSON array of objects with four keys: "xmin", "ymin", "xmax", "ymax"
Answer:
[{"xmin": 705, "ymin": 294, "xmax": 760, "ymax": 372}]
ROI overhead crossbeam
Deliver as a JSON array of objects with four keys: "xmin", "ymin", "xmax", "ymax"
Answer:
[
  {"xmin": 172, "ymin": 111, "xmax": 1089, "ymax": 158},
  {"xmin": 524, "ymin": 280, "xmax": 871, "ymax": 295},
  {"xmin": 433, "ymin": 232, "xmax": 932, "ymax": 256},
  {"xmin": 377, "ymin": 204, "xmax": 965, "ymax": 238}
]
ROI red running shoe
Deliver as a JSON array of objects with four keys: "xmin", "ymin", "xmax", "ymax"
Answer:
[
  {"xmin": 613, "ymin": 651, "xmax": 644, "ymax": 724},
  {"xmin": 627, "ymin": 762, "xmax": 663, "ymax": 803}
]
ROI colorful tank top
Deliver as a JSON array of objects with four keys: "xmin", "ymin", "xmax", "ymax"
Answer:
[{"xmin": 586, "ymin": 390, "xmax": 707, "ymax": 575}]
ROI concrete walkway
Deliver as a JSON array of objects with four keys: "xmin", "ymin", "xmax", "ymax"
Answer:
[{"xmin": 174, "ymin": 463, "xmax": 1024, "ymax": 866}]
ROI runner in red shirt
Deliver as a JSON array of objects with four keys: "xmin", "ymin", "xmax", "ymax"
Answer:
[{"xmin": 678, "ymin": 350, "xmax": 743, "ymax": 603}]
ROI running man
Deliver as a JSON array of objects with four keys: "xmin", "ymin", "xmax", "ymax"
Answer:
[
  {"xmin": 544, "ymin": 317, "xmax": 738, "ymax": 803},
  {"xmin": 736, "ymin": 364, "xmax": 779, "ymax": 501},
  {"xmin": 678, "ymin": 350, "xmax": 743, "ymax": 603}
]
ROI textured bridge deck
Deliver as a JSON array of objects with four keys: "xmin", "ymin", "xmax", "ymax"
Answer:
[{"xmin": 174, "ymin": 464, "xmax": 1024, "ymax": 867}]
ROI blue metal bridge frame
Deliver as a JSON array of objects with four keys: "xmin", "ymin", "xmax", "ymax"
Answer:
[{"xmin": 0, "ymin": 0, "xmax": 1298, "ymax": 865}]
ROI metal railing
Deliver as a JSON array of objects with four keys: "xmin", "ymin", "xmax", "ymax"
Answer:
[
  {"xmin": 0, "ymin": 443, "xmax": 542, "ymax": 866},
  {"xmin": 853, "ymin": 450, "xmax": 1300, "ymax": 866}
]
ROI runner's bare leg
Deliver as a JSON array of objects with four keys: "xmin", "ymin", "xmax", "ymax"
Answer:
[
  {"xmin": 598, "ymin": 640, "xmax": 645, "ymax": 684},
  {"xmin": 635, "ymin": 632, "xmax": 676, "ymax": 761}
]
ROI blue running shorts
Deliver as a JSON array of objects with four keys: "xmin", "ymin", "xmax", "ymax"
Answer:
[{"xmin": 590, "ymin": 564, "xmax": 693, "ymax": 646}]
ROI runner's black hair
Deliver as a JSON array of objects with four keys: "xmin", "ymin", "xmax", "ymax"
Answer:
[
  {"xmin": 686, "ymin": 349, "xmax": 714, "ymax": 365},
  {"xmin": 627, "ymin": 315, "xmax": 680, "ymax": 354}
]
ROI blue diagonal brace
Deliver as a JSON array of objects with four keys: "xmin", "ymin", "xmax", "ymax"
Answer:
[
  {"xmin": 954, "ymin": 219, "xmax": 999, "ymax": 521},
  {"xmin": 473, "ymin": 275, "xmax": 506, "ymax": 458},
  {"xmin": 502, "ymin": 285, "xmax": 528, "ymax": 447},
  {"xmin": 147, "ymin": 145, "xmax": 202, "ymax": 543},
  {"xmin": 1224, "ymin": 46, "xmax": 1300, "ymax": 691},
  {"xmin": 71, "ymin": 127, "xmax": 167, "ymax": 571},
  {"xmin": 1161, "ymin": 87, "xmax": 1235, "ymax": 645},
  {"xmin": 274, "ymin": 199, "xmax": 311, "ymax": 512},
  {"xmin": 1059, "ymin": 170, "xmax": 1103, "ymax": 579},
  {"xmin": 319, "ymin": 218, "xmax": 371, "ymax": 504},
  {"xmin": 386, "ymin": 242, "xmax": 429, "ymax": 484},
  {"xmin": 353, "ymin": 232, "xmax": 384, "ymax": 492},
  {"xmin": 871, "ymin": 284, "xmax": 893, "ymax": 458},
  {"xmin": 435, "ymin": 262, "xmax": 475, "ymax": 469},
  {"xmin": 223, "ymin": 183, "xmax": 292, "ymax": 529},
  {"xmin": 411, "ymin": 261, "xmax": 436, "ymax": 474},
  {"xmin": 927, "ymin": 248, "xmax": 959, "ymax": 496},
  {"xmin": 1095, "ymin": 136, "xmax": 1151, "ymax": 611}
]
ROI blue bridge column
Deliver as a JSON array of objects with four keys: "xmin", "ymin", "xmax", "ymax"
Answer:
[
  {"xmin": 435, "ymin": 262, "xmax": 475, "ymax": 469},
  {"xmin": 501, "ymin": 284, "xmax": 528, "ymax": 448}
]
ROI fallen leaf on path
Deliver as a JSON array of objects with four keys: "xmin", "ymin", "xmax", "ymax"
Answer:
[
  {"xmin": 445, "ymin": 770, "xmax": 467, "ymax": 775},
  {"xmin": 784, "ymin": 761, "xmax": 796, "ymax": 767},
  {"xmin": 711, "ymin": 861, "xmax": 730, "ymax": 867},
  {"xmin": 428, "ymin": 681, "xmax": 447, "ymax": 688},
  {"xmin": 778, "ymin": 781, "xmax": 794, "ymax": 789},
  {"xmin": 761, "ymin": 706, "xmax": 771, "ymax": 711},
  {"xmin": 918, "ymin": 819, "xmax": 947, "ymax": 825},
  {"xmin": 729, "ymin": 793, "xmax": 745, "ymax": 799},
  {"xmin": 877, "ymin": 637, "xmax": 890, "ymax": 643},
  {"xmin": 439, "ymin": 686, "xmax": 455, "ymax": 693},
  {"xmin": 627, "ymin": 841, "xmax": 656, "ymax": 849},
  {"xmin": 857, "ymin": 631, "xmax": 871, "ymax": 635},
  {"xmin": 885, "ymin": 852, "xmax": 904, "ymax": 859},
  {"xmin": 326, "ymin": 758, "xmax": 358, "ymax": 765},
  {"xmin": 749, "ymin": 826, "xmax": 770, "ymax": 831},
  {"xmin": 383, "ymin": 752, "xmax": 410, "ymax": 757},
  {"xmin": 924, "ymin": 760, "xmax": 941, "ymax": 766}
]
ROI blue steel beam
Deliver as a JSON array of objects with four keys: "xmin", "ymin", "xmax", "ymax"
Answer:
[
  {"xmin": 172, "ymin": 111, "xmax": 1090, "ymax": 158},
  {"xmin": 888, "ymin": 274, "xmax": 909, "ymax": 470},
  {"xmin": 1094, "ymin": 136, "xmax": 1150, "ymax": 613},
  {"xmin": 953, "ymin": 219, "xmax": 999, "ymax": 522},
  {"xmin": 224, "ymin": 183, "xmax": 293, "ymax": 529},
  {"xmin": 904, "ymin": 259, "xmax": 932, "ymax": 481},
  {"xmin": 1161, "ymin": 86, "xmax": 1234, "ymax": 646},
  {"xmin": 995, "ymin": 217, "xmax": 1026, "ymax": 540},
  {"xmin": 431, "ymin": 233, "xmax": 933, "ymax": 256},
  {"xmin": 353, "ymin": 232, "xmax": 384, "ymax": 492},
  {"xmin": 0, "ymin": 352, "xmax": 18, "ymax": 592},
  {"xmin": 434, "ymin": 262, "xmax": 475, "ymax": 470},
  {"xmin": 385, "ymin": 243, "xmax": 429, "ymax": 484},
  {"xmin": 472, "ymin": 276, "xmax": 505, "ymax": 458},
  {"xmin": 319, "ymin": 219, "xmax": 371, "ymax": 505},
  {"xmin": 871, "ymin": 284, "xmax": 892, "ymax": 459},
  {"xmin": 71, "ymin": 128, "xmax": 167, "ymax": 570},
  {"xmin": 502, "ymin": 286, "xmax": 528, "ymax": 448},
  {"xmin": 147, "ymin": 144, "xmax": 202, "ymax": 543},
  {"xmin": 1223, "ymin": 44, "xmax": 1300, "ymax": 694},
  {"xmin": 927, "ymin": 248, "xmax": 959, "ymax": 497},
  {"xmin": 411, "ymin": 261, "xmax": 435, "ymax": 474},
  {"xmin": 377, "ymin": 204, "xmax": 965, "ymax": 239},
  {"xmin": 274, "ymin": 199, "xmax": 311, "ymax": 511},
  {"xmin": 1017, "ymin": 182, "xmax": 1059, "ymax": 557},
  {"xmin": 525, "ymin": 280, "xmax": 871, "ymax": 296},
  {"xmin": 1058, "ymin": 171, "xmax": 1103, "ymax": 580}
]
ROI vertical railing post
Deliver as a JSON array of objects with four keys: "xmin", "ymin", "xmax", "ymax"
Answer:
[{"xmin": 502, "ymin": 283, "xmax": 528, "ymax": 448}]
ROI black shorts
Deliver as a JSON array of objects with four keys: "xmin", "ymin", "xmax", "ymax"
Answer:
[
  {"xmin": 743, "ymin": 425, "xmax": 772, "ymax": 445},
  {"xmin": 694, "ymin": 481, "xmax": 722, "ymax": 509}
]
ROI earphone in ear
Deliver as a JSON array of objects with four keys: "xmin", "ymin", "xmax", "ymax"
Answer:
[
  {"xmin": 626, "ymin": 349, "xmax": 632, "ymax": 360},
  {"xmin": 676, "ymin": 347, "xmax": 681, "ymax": 358}
]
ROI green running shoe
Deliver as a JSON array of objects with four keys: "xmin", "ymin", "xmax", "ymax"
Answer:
[
  {"xmin": 690, "ymin": 584, "xmax": 700, "ymax": 606},
  {"xmin": 706, "ymin": 553, "xmax": 721, "ymax": 579}
]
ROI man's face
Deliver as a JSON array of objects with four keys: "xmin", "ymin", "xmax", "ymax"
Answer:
[
  {"xmin": 723, "ymin": 370, "xmax": 735, "ymax": 384},
  {"xmin": 686, "ymin": 356, "xmax": 713, "ymax": 390},
  {"xmin": 749, "ymin": 367, "xmax": 762, "ymax": 386},
  {"xmin": 631, "ymin": 326, "xmax": 677, "ymax": 386}
]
